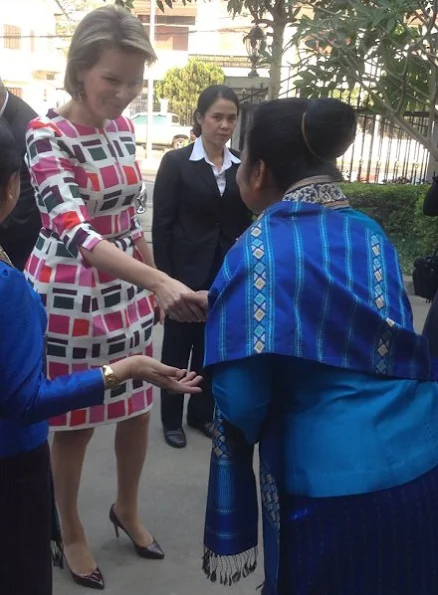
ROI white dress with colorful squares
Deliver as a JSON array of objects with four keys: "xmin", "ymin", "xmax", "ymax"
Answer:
[{"xmin": 25, "ymin": 110, "xmax": 155, "ymax": 430}]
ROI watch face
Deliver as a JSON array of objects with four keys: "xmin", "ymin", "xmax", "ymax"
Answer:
[
  {"xmin": 104, "ymin": 366, "xmax": 119, "ymax": 389},
  {"xmin": 108, "ymin": 374, "xmax": 117, "ymax": 387}
]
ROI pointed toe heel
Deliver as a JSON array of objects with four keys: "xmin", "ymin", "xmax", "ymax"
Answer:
[
  {"xmin": 68, "ymin": 565, "xmax": 105, "ymax": 590},
  {"xmin": 109, "ymin": 505, "xmax": 165, "ymax": 560}
]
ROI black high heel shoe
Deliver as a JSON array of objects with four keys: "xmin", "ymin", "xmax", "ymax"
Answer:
[
  {"xmin": 63, "ymin": 553, "xmax": 105, "ymax": 590},
  {"xmin": 109, "ymin": 505, "xmax": 165, "ymax": 560},
  {"xmin": 68, "ymin": 566, "xmax": 105, "ymax": 590}
]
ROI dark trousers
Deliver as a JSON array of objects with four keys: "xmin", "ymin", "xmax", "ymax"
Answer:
[
  {"xmin": 160, "ymin": 319, "xmax": 214, "ymax": 430},
  {"xmin": 0, "ymin": 441, "xmax": 52, "ymax": 595},
  {"xmin": 0, "ymin": 223, "xmax": 40, "ymax": 271}
]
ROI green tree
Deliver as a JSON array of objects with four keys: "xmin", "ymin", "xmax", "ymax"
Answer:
[
  {"xmin": 295, "ymin": 0, "xmax": 438, "ymax": 159},
  {"xmin": 155, "ymin": 59, "xmax": 225, "ymax": 124},
  {"xmin": 112, "ymin": 0, "xmax": 135, "ymax": 8}
]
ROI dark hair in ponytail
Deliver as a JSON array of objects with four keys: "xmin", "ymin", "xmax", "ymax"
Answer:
[
  {"xmin": 0, "ymin": 118, "xmax": 20, "ymax": 191},
  {"xmin": 245, "ymin": 98, "xmax": 356, "ymax": 192},
  {"xmin": 193, "ymin": 84, "xmax": 239, "ymax": 136},
  {"xmin": 192, "ymin": 110, "xmax": 201, "ymax": 138}
]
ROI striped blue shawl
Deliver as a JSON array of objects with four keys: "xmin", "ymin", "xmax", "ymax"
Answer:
[{"xmin": 205, "ymin": 183, "xmax": 432, "ymax": 380}]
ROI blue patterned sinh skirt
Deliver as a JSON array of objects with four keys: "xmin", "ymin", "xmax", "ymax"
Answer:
[{"xmin": 275, "ymin": 465, "xmax": 438, "ymax": 595}]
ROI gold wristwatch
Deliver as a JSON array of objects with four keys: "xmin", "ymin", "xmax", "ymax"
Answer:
[{"xmin": 102, "ymin": 365, "xmax": 120, "ymax": 390}]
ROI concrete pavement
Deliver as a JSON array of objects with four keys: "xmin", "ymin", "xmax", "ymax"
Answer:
[{"xmin": 53, "ymin": 179, "xmax": 432, "ymax": 594}]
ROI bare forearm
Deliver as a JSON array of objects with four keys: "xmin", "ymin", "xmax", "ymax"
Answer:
[
  {"xmin": 80, "ymin": 239, "xmax": 165, "ymax": 292},
  {"xmin": 80, "ymin": 239, "xmax": 205, "ymax": 322},
  {"xmin": 135, "ymin": 236, "xmax": 156, "ymax": 268}
]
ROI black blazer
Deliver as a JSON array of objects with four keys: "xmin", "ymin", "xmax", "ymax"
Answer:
[
  {"xmin": 0, "ymin": 93, "xmax": 41, "ymax": 268},
  {"xmin": 423, "ymin": 178, "xmax": 438, "ymax": 216},
  {"xmin": 152, "ymin": 144, "xmax": 252, "ymax": 290}
]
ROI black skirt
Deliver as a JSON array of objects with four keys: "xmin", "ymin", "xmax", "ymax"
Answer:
[
  {"xmin": 277, "ymin": 464, "xmax": 438, "ymax": 595},
  {"xmin": 0, "ymin": 441, "xmax": 53, "ymax": 595}
]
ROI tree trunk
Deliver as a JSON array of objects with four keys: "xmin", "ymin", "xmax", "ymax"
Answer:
[
  {"xmin": 269, "ymin": 22, "xmax": 286, "ymax": 100},
  {"xmin": 426, "ymin": 119, "xmax": 438, "ymax": 180},
  {"xmin": 426, "ymin": 35, "xmax": 438, "ymax": 179}
]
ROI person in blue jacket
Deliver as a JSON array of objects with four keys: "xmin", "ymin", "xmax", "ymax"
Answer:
[
  {"xmin": 0, "ymin": 119, "xmax": 202, "ymax": 595},
  {"xmin": 193, "ymin": 98, "xmax": 438, "ymax": 594}
]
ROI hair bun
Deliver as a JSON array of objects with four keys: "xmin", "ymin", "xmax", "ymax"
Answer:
[{"xmin": 305, "ymin": 99, "xmax": 356, "ymax": 160}]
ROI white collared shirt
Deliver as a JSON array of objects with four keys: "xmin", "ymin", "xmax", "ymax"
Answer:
[
  {"xmin": 0, "ymin": 92, "xmax": 9, "ymax": 118},
  {"xmin": 189, "ymin": 136, "xmax": 240, "ymax": 196}
]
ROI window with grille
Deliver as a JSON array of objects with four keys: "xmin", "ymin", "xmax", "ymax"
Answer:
[
  {"xmin": 3, "ymin": 25, "xmax": 21, "ymax": 50},
  {"xmin": 138, "ymin": 14, "xmax": 195, "ymax": 25},
  {"xmin": 155, "ymin": 26, "xmax": 189, "ymax": 51}
]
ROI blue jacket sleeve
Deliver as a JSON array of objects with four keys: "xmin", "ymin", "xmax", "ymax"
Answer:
[
  {"xmin": 0, "ymin": 265, "xmax": 105, "ymax": 424},
  {"xmin": 211, "ymin": 355, "xmax": 273, "ymax": 444}
]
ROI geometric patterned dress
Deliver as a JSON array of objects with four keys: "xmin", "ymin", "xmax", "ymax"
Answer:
[{"xmin": 24, "ymin": 110, "xmax": 155, "ymax": 430}]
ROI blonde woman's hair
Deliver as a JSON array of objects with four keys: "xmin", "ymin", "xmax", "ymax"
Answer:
[{"xmin": 65, "ymin": 5, "xmax": 156, "ymax": 97}]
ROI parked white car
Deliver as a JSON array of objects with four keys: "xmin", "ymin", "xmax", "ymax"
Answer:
[{"xmin": 131, "ymin": 112, "xmax": 192, "ymax": 150}]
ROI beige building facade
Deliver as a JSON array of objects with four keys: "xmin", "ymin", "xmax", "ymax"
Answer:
[{"xmin": 0, "ymin": 0, "xmax": 66, "ymax": 114}]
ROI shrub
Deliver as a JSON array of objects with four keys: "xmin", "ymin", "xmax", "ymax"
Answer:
[
  {"xmin": 414, "ymin": 195, "xmax": 438, "ymax": 255},
  {"xmin": 342, "ymin": 183, "xmax": 427, "ymax": 237},
  {"xmin": 341, "ymin": 183, "xmax": 437, "ymax": 274}
]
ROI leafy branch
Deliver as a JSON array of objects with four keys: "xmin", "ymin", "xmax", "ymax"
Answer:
[{"xmin": 295, "ymin": 0, "xmax": 438, "ymax": 156}]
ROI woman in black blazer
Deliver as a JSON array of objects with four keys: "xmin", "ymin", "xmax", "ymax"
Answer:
[{"xmin": 152, "ymin": 85, "xmax": 252, "ymax": 448}]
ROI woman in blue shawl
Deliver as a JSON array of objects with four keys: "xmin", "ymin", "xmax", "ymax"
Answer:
[{"xmin": 197, "ymin": 98, "xmax": 438, "ymax": 594}]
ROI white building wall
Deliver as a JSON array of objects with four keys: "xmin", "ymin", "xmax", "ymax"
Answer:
[
  {"xmin": 140, "ymin": 0, "xmax": 269, "ymax": 84},
  {"xmin": 0, "ymin": 0, "xmax": 65, "ymax": 114},
  {"xmin": 188, "ymin": 0, "xmax": 269, "ymax": 80}
]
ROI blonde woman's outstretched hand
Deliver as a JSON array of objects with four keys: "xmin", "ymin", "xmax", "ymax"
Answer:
[
  {"xmin": 153, "ymin": 275, "xmax": 205, "ymax": 323},
  {"xmin": 112, "ymin": 356, "xmax": 203, "ymax": 394}
]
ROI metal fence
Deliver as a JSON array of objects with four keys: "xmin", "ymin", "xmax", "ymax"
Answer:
[{"xmin": 233, "ymin": 83, "xmax": 431, "ymax": 184}]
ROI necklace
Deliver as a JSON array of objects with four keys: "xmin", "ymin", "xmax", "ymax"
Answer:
[
  {"xmin": 285, "ymin": 175, "xmax": 335, "ymax": 194},
  {"xmin": 283, "ymin": 177, "xmax": 349, "ymax": 210}
]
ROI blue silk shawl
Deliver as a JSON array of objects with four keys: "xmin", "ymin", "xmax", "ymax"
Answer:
[{"xmin": 202, "ymin": 183, "xmax": 433, "ymax": 594}]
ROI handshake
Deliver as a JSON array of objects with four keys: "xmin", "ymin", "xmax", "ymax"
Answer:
[{"xmin": 154, "ymin": 278, "xmax": 210, "ymax": 324}]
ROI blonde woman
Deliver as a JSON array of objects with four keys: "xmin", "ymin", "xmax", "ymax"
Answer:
[{"xmin": 25, "ymin": 6, "xmax": 203, "ymax": 590}]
